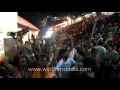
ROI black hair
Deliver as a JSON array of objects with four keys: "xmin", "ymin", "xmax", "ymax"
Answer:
[
  {"xmin": 98, "ymin": 41, "xmax": 104, "ymax": 46},
  {"xmin": 91, "ymin": 48, "xmax": 98, "ymax": 54},
  {"xmin": 68, "ymin": 43, "xmax": 71, "ymax": 47},
  {"xmin": 25, "ymin": 41, "xmax": 29, "ymax": 44},
  {"xmin": 39, "ymin": 54, "xmax": 49, "ymax": 62},
  {"xmin": 60, "ymin": 48, "xmax": 68, "ymax": 55},
  {"xmin": 108, "ymin": 43, "xmax": 114, "ymax": 49},
  {"xmin": 118, "ymin": 33, "xmax": 120, "ymax": 37},
  {"xmin": 92, "ymin": 41, "xmax": 97, "ymax": 46},
  {"xmin": 107, "ymin": 40, "xmax": 113, "ymax": 44}
]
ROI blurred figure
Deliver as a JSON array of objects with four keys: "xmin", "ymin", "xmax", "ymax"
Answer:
[
  {"xmin": 32, "ymin": 54, "xmax": 53, "ymax": 78},
  {"xmin": 55, "ymin": 48, "xmax": 76, "ymax": 78},
  {"xmin": 18, "ymin": 56, "xmax": 28, "ymax": 78},
  {"xmin": 104, "ymin": 43, "xmax": 119, "ymax": 78}
]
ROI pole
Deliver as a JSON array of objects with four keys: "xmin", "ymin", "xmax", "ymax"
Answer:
[{"xmin": 90, "ymin": 14, "xmax": 100, "ymax": 42}]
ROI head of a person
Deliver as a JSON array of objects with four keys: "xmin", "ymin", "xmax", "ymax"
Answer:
[
  {"xmin": 61, "ymin": 48, "xmax": 70, "ymax": 61},
  {"xmin": 91, "ymin": 48, "xmax": 98, "ymax": 57},
  {"xmin": 38, "ymin": 54, "xmax": 49, "ymax": 68},
  {"xmin": 83, "ymin": 57, "xmax": 97, "ymax": 72},
  {"xmin": 107, "ymin": 43, "xmax": 114, "ymax": 51},
  {"xmin": 91, "ymin": 40, "xmax": 96, "ymax": 46},
  {"xmin": 98, "ymin": 41, "xmax": 104, "ymax": 46},
  {"xmin": 49, "ymin": 47, "xmax": 53, "ymax": 53},
  {"xmin": 25, "ymin": 41, "xmax": 29, "ymax": 45},
  {"xmin": 19, "ymin": 56, "xmax": 27, "ymax": 70},
  {"xmin": 62, "ymin": 43, "xmax": 67, "ymax": 49}
]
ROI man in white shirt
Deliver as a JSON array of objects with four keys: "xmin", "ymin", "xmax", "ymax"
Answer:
[
  {"xmin": 67, "ymin": 35, "xmax": 77, "ymax": 59},
  {"xmin": 94, "ymin": 41, "xmax": 106, "ymax": 62},
  {"xmin": 55, "ymin": 48, "xmax": 76, "ymax": 78}
]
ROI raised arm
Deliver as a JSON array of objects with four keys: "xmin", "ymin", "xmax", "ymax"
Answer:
[
  {"xmin": 69, "ymin": 35, "xmax": 74, "ymax": 49},
  {"xmin": 49, "ymin": 35, "xmax": 63, "ymax": 67}
]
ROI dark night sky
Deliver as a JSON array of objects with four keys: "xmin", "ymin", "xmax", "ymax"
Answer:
[
  {"xmin": 18, "ymin": 12, "xmax": 47, "ymax": 29},
  {"xmin": 18, "ymin": 12, "xmax": 85, "ymax": 36},
  {"xmin": 18, "ymin": 12, "xmax": 84, "ymax": 29}
]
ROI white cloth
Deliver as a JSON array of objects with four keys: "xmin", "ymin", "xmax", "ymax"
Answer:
[
  {"xmin": 55, "ymin": 58, "xmax": 76, "ymax": 78},
  {"xmin": 69, "ymin": 48, "xmax": 77, "ymax": 59}
]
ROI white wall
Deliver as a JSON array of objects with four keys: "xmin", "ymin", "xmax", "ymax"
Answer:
[
  {"xmin": 22, "ymin": 32, "xmax": 29, "ymax": 44},
  {"xmin": 30, "ymin": 30, "xmax": 39, "ymax": 39},
  {"xmin": 0, "ymin": 12, "xmax": 18, "ymax": 38},
  {"xmin": 0, "ymin": 32, "xmax": 4, "ymax": 62},
  {"xmin": 0, "ymin": 12, "xmax": 18, "ymax": 61}
]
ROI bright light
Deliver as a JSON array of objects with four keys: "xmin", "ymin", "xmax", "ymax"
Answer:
[
  {"xmin": 101, "ymin": 12, "xmax": 107, "ymax": 15},
  {"xmin": 67, "ymin": 17, "xmax": 71, "ymax": 25},
  {"xmin": 77, "ymin": 17, "xmax": 81, "ymax": 21},
  {"xmin": 61, "ymin": 21, "xmax": 67, "ymax": 27},
  {"xmin": 56, "ymin": 21, "xmax": 68, "ymax": 27},
  {"xmin": 106, "ymin": 12, "xmax": 115, "ymax": 15},
  {"xmin": 92, "ymin": 12, "xmax": 96, "ymax": 16},
  {"xmin": 101, "ymin": 12, "xmax": 114, "ymax": 15},
  {"xmin": 67, "ymin": 17, "xmax": 71, "ymax": 20},
  {"xmin": 63, "ymin": 21, "xmax": 67, "ymax": 24},
  {"xmin": 73, "ymin": 15, "xmax": 75, "ymax": 17},
  {"xmin": 92, "ymin": 12, "xmax": 96, "ymax": 14},
  {"xmin": 85, "ymin": 14, "xmax": 89, "ymax": 18},
  {"xmin": 47, "ymin": 16, "xmax": 49, "ymax": 18},
  {"xmin": 67, "ymin": 18, "xmax": 71, "ymax": 22},
  {"xmin": 46, "ymin": 30, "xmax": 54, "ymax": 38},
  {"xmin": 49, "ymin": 28, "xmax": 53, "ymax": 31},
  {"xmin": 61, "ymin": 24, "xmax": 66, "ymax": 27}
]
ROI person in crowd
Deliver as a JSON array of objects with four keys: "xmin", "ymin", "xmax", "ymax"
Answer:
[
  {"xmin": 18, "ymin": 56, "xmax": 28, "ymax": 78},
  {"xmin": 94, "ymin": 41, "xmax": 106, "ymax": 77},
  {"xmin": 55, "ymin": 48, "xmax": 76, "ymax": 78},
  {"xmin": 111, "ymin": 60, "xmax": 120, "ymax": 78},
  {"xmin": 22, "ymin": 41, "xmax": 36, "ymax": 67},
  {"xmin": 33, "ymin": 38, "xmax": 42, "ymax": 61},
  {"xmin": 75, "ymin": 47, "xmax": 84, "ymax": 63},
  {"xmin": 0, "ymin": 62, "xmax": 8, "ymax": 78},
  {"xmin": 105, "ymin": 35, "xmax": 113, "ymax": 46},
  {"xmin": 32, "ymin": 54, "xmax": 54, "ymax": 78},
  {"xmin": 103, "ymin": 43, "xmax": 119, "ymax": 78},
  {"xmin": 78, "ymin": 56, "xmax": 98, "ymax": 78},
  {"xmin": 69, "ymin": 62, "xmax": 84, "ymax": 78},
  {"xmin": 94, "ymin": 41, "xmax": 106, "ymax": 62},
  {"xmin": 68, "ymin": 36, "xmax": 77, "ymax": 60},
  {"xmin": 47, "ymin": 47, "xmax": 54, "ymax": 65},
  {"xmin": 90, "ymin": 48, "xmax": 100, "ymax": 77}
]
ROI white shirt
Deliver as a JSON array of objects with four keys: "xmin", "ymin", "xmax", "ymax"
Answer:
[
  {"xmin": 69, "ymin": 48, "xmax": 77, "ymax": 59},
  {"xmin": 55, "ymin": 58, "xmax": 76, "ymax": 78}
]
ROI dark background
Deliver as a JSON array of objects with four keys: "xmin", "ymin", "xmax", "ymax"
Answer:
[{"xmin": 18, "ymin": 12, "xmax": 85, "ymax": 29}]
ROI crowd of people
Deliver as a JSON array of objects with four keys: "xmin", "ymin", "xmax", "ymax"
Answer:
[{"xmin": 0, "ymin": 13, "xmax": 120, "ymax": 78}]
